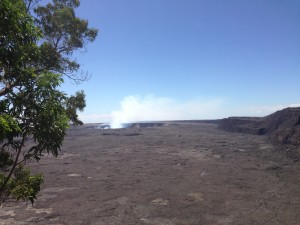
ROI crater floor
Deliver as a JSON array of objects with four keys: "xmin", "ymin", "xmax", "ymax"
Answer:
[{"xmin": 1, "ymin": 122, "xmax": 300, "ymax": 225}]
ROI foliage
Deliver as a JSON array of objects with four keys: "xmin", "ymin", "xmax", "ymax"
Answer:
[
  {"xmin": 0, "ymin": 0, "xmax": 98, "ymax": 204},
  {"xmin": 34, "ymin": 0, "xmax": 98, "ymax": 82},
  {"xmin": 0, "ymin": 166, "xmax": 43, "ymax": 205}
]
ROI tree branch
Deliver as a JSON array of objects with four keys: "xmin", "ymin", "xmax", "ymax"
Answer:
[
  {"xmin": 0, "ymin": 82, "xmax": 12, "ymax": 97},
  {"xmin": 0, "ymin": 138, "xmax": 26, "ymax": 197},
  {"xmin": 26, "ymin": 0, "xmax": 33, "ymax": 12}
]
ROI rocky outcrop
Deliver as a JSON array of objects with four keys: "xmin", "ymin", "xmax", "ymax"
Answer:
[
  {"xmin": 219, "ymin": 117, "xmax": 265, "ymax": 135},
  {"xmin": 219, "ymin": 107, "xmax": 300, "ymax": 145}
]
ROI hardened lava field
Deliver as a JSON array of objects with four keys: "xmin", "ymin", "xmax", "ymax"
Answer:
[{"xmin": 1, "ymin": 122, "xmax": 300, "ymax": 225}]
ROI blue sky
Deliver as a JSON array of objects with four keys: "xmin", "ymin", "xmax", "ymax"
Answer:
[{"xmin": 60, "ymin": 0, "xmax": 300, "ymax": 123}]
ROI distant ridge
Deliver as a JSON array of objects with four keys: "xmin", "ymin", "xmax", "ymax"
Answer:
[{"xmin": 219, "ymin": 107, "xmax": 300, "ymax": 146}]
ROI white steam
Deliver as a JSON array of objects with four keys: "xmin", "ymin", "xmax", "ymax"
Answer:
[
  {"xmin": 78, "ymin": 95, "xmax": 300, "ymax": 126},
  {"xmin": 110, "ymin": 95, "xmax": 225, "ymax": 128}
]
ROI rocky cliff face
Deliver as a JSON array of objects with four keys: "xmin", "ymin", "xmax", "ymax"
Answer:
[{"xmin": 219, "ymin": 107, "xmax": 300, "ymax": 145}]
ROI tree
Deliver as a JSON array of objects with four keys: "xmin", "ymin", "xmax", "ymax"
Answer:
[{"xmin": 0, "ymin": 0, "xmax": 98, "ymax": 204}]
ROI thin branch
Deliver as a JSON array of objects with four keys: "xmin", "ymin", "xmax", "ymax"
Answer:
[
  {"xmin": 26, "ymin": 0, "xmax": 33, "ymax": 13},
  {"xmin": 0, "ymin": 138, "xmax": 26, "ymax": 196},
  {"xmin": 0, "ymin": 82, "xmax": 12, "ymax": 97}
]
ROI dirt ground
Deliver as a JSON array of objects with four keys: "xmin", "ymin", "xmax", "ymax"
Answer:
[{"xmin": 1, "ymin": 122, "xmax": 300, "ymax": 225}]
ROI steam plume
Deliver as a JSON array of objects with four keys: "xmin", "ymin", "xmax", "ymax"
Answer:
[{"xmin": 110, "ymin": 95, "xmax": 224, "ymax": 128}]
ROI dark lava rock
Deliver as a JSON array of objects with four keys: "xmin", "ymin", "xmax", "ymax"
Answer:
[
  {"xmin": 219, "ymin": 107, "xmax": 300, "ymax": 145},
  {"xmin": 127, "ymin": 122, "xmax": 165, "ymax": 128}
]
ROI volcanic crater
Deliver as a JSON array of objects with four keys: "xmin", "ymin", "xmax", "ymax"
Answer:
[{"xmin": 1, "ymin": 108, "xmax": 300, "ymax": 225}]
